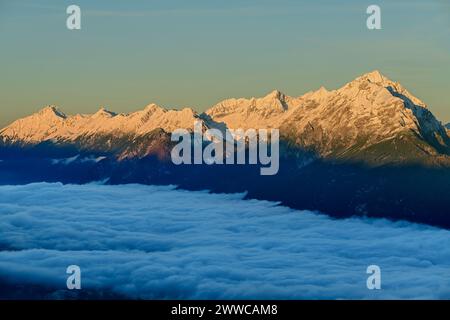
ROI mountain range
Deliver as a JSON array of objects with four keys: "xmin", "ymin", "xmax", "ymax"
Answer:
[
  {"xmin": 1, "ymin": 71, "xmax": 450, "ymax": 229},
  {"xmin": 1, "ymin": 70, "xmax": 449, "ymax": 166}
]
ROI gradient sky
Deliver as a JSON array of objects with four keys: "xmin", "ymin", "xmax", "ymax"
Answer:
[{"xmin": 0, "ymin": 0, "xmax": 449, "ymax": 127}]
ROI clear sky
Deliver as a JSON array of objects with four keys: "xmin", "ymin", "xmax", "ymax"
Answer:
[{"xmin": 0, "ymin": 0, "xmax": 449, "ymax": 127}]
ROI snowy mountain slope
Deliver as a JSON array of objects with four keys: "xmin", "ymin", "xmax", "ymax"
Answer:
[
  {"xmin": 205, "ymin": 89, "xmax": 302, "ymax": 129},
  {"xmin": 0, "ymin": 104, "xmax": 204, "ymax": 158},
  {"xmin": 278, "ymin": 71, "xmax": 450, "ymax": 165},
  {"xmin": 0, "ymin": 104, "xmax": 202, "ymax": 144},
  {"xmin": 1, "ymin": 71, "xmax": 449, "ymax": 166},
  {"xmin": 205, "ymin": 71, "xmax": 450, "ymax": 165}
]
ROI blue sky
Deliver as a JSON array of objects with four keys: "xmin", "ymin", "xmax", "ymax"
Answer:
[{"xmin": 0, "ymin": 0, "xmax": 449, "ymax": 127}]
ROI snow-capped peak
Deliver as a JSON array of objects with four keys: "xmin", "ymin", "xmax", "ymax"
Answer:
[
  {"xmin": 358, "ymin": 70, "xmax": 386, "ymax": 83},
  {"xmin": 38, "ymin": 105, "xmax": 67, "ymax": 119},
  {"xmin": 344, "ymin": 70, "xmax": 393, "ymax": 89},
  {"xmin": 302, "ymin": 86, "xmax": 330, "ymax": 101},
  {"xmin": 205, "ymin": 90, "xmax": 293, "ymax": 129},
  {"xmin": 93, "ymin": 107, "xmax": 116, "ymax": 118},
  {"xmin": 142, "ymin": 103, "xmax": 164, "ymax": 113},
  {"xmin": 343, "ymin": 70, "xmax": 427, "ymax": 108},
  {"xmin": 263, "ymin": 90, "xmax": 285, "ymax": 100}
]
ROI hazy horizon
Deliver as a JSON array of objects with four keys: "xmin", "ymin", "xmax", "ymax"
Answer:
[{"xmin": 1, "ymin": 0, "xmax": 449, "ymax": 127}]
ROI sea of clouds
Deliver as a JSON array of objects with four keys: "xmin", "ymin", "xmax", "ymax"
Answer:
[{"xmin": 0, "ymin": 182, "xmax": 449, "ymax": 299}]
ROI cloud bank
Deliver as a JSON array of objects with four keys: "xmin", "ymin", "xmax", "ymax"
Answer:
[{"xmin": 0, "ymin": 183, "xmax": 450, "ymax": 299}]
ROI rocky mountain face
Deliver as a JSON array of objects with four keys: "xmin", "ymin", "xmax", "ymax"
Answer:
[
  {"xmin": 1, "ymin": 71, "xmax": 449, "ymax": 166},
  {"xmin": 0, "ymin": 104, "xmax": 201, "ymax": 160},
  {"xmin": 0, "ymin": 104, "xmax": 201, "ymax": 144},
  {"xmin": 207, "ymin": 71, "xmax": 450, "ymax": 166}
]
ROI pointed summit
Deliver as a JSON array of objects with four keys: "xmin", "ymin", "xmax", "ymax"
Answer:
[
  {"xmin": 315, "ymin": 86, "xmax": 329, "ymax": 96},
  {"xmin": 348, "ymin": 70, "xmax": 427, "ymax": 108},
  {"xmin": 38, "ymin": 105, "xmax": 66, "ymax": 119},
  {"xmin": 302, "ymin": 86, "xmax": 330, "ymax": 101},
  {"xmin": 347, "ymin": 70, "xmax": 393, "ymax": 87},
  {"xmin": 142, "ymin": 103, "xmax": 165, "ymax": 113},
  {"xmin": 264, "ymin": 90, "xmax": 285, "ymax": 100},
  {"xmin": 93, "ymin": 107, "xmax": 116, "ymax": 118},
  {"xmin": 362, "ymin": 70, "xmax": 386, "ymax": 83}
]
